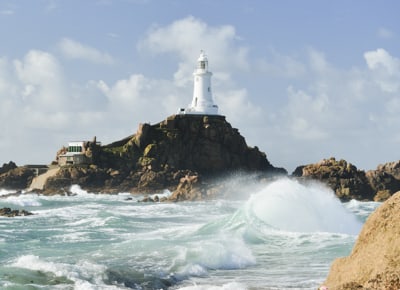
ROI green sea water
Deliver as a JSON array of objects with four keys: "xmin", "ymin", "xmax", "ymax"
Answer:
[{"xmin": 0, "ymin": 178, "xmax": 379, "ymax": 289}]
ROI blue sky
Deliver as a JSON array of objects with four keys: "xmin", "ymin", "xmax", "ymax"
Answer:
[{"xmin": 0, "ymin": 0, "xmax": 399, "ymax": 172}]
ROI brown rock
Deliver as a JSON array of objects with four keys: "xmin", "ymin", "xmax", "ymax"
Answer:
[
  {"xmin": 366, "ymin": 162, "xmax": 400, "ymax": 201},
  {"xmin": 0, "ymin": 166, "xmax": 35, "ymax": 190},
  {"xmin": 323, "ymin": 191, "xmax": 400, "ymax": 289},
  {"xmin": 293, "ymin": 157, "xmax": 374, "ymax": 201},
  {"xmin": 47, "ymin": 114, "xmax": 286, "ymax": 196},
  {"xmin": 376, "ymin": 160, "xmax": 400, "ymax": 180},
  {"xmin": 169, "ymin": 174, "xmax": 204, "ymax": 201}
]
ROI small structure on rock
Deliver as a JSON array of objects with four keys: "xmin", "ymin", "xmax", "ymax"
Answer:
[
  {"xmin": 179, "ymin": 51, "xmax": 219, "ymax": 115},
  {"xmin": 58, "ymin": 139, "xmax": 101, "ymax": 166}
]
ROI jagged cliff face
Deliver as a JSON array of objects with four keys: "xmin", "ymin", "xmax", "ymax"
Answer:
[
  {"xmin": 44, "ymin": 115, "xmax": 285, "ymax": 194},
  {"xmin": 111, "ymin": 114, "xmax": 282, "ymax": 175}
]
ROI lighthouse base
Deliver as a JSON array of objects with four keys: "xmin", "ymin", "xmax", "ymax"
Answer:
[{"xmin": 178, "ymin": 105, "xmax": 219, "ymax": 115}]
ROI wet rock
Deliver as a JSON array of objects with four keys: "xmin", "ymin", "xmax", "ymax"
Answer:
[{"xmin": 0, "ymin": 207, "xmax": 34, "ymax": 217}]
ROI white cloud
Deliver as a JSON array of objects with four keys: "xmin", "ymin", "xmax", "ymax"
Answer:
[
  {"xmin": 13, "ymin": 50, "xmax": 67, "ymax": 111},
  {"xmin": 58, "ymin": 38, "xmax": 115, "ymax": 65},
  {"xmin": 140, "ymin": 16, "xmax": 249, "ymax": 86},
  {"xmin": 364, "ymin": 48, "xmax": 400, "ymax": 93},
  {"xmin": 308, "ymin": 48, "xmax": 330, "ymax": 74},
  {"xmin": 283, "ymin": 87, "xmax": 331, "ymax": 140}
]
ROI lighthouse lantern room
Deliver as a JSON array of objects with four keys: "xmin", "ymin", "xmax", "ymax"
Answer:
[{"xmin": 179, "ymin": 51, "xmax": 219, "ymax": 115}]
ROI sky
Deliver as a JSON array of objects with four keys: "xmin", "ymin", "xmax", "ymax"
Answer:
[{"xmin": 0, "ymin": 0, "xmax": 399, "ymax": 173}]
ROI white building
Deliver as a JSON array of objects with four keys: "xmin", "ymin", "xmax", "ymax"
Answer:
[
  {"xmin": 58, "ymin": 141, "xmax": 99, "ymax": 166},
  {"xmin": 179, "ymin": 51, "xmax": 219, "ymax": 115}
]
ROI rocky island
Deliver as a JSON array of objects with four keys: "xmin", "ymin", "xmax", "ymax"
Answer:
[{"xmin": 46, "ymin": 114, "xmax": 286, "ymax": 198}]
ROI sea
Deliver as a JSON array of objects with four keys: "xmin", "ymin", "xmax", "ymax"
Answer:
[{"xmin": 0, "ymin": 177, "xmax": 380, "ymax": 290}]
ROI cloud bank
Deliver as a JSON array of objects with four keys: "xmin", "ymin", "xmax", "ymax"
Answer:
[{"xmin": 0, "ymin": 16, "xmax": 399, "ymax": 172}]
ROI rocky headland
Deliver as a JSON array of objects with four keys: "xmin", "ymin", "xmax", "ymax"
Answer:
[
  {"xmin": 322, "ymin": 191, "xmax": 400, "ymax": 289},
  {"xmin": 12, "ymin": 114, "xmax": 285, "ymax": 199}
]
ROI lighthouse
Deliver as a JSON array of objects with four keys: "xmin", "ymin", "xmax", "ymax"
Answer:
[{"xmin": 179, "ymin": 51, "xmax": 219, "ymax": 115}]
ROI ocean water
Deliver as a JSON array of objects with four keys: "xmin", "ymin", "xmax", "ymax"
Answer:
[{"xmin": 0, "ymin": 178, "xmax": 380, "ymax": 290}]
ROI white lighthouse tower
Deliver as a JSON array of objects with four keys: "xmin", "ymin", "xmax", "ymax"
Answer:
[{"xmin": 179, "ymin": 51, "xmax": 219, "ymax": 115}]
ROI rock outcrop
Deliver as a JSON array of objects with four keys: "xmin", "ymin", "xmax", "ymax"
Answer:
[
  {"xmin": 292, "ymin": 157, "xmax": 374, "ymax": 201},
  {"xmin": 0, "ymin": 207, "xmax": 34, "ymax": 217},
  {"xmin": 42, "ymin": 115, "xmax": 286, "ymax": 195},
  {"xmin": 366, "ymin": 161, "xmax": 400, "ymax": 202},
  {"xmin": 0, "ymin": 165, "xmax": 35, "ymax": 190},
  {"xmin": 323, "ymin": 191, "xmax": 400, "ymax": 289},
  {"xmin": 293, "ymin": 158, "xmax": 400, "ymax": 201},
  {"xmin": 0, "ymin": 161, "xmax": 17, "ymax": 175}
]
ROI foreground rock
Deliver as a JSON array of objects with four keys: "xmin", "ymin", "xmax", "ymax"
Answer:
[
  {"xmin": 0, "ymin": 207, "xmax": 34, "ymax": 217},
  {"xmin": 42, "ymin": 114, "xmax": 286, "ymax": 196},
  {"xmin": 323, "ymin": 191, "xmax": 400, "ymax": 289}
]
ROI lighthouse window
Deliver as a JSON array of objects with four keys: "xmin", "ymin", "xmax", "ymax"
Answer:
[
  {"xmin": 208, "ymin": 87, "xmax": 210, "ymax": 92},
  {"xmin": 200, "ymin": 61, "xmax": 205, "ymax": 69}
]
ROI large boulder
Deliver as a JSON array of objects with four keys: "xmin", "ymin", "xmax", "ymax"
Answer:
[
  {"xmin": 292, "ymin": 157, "xmax": 374, "ymax": 201},
  {"xmin": 323, "ymin": 191, "xmax": 400, "ymax": 289}
]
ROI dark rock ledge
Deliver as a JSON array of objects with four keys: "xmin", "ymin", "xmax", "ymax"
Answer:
[{"xmin": 0, "ymin": 207, "xmax": 33, "ymax": 217}]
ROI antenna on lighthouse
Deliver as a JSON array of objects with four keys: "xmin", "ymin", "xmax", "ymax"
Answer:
[{"xmin": 178, "ymin": 50, "xmax": 219, "ymax": 115}]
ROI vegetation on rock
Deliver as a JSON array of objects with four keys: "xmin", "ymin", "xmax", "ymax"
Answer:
[{"xmin": 45, "ymin": 114, "xmax": 286, "ymax": 195}]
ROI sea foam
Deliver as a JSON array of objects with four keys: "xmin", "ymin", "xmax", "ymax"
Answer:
[
  {"xmin": 246, "ymin": 178, "xmax": 362, "ymax": 234},
  {"xmin": 2, "ymin": 193, "xmax": 42, "ymax": 207},
  {"xmin": 177, "ymin": 282, "xmax": 247, "ymax": 290},
  {"xmin": 11, "ymin": 255, "xmax": 121, "ymax": 289}
]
